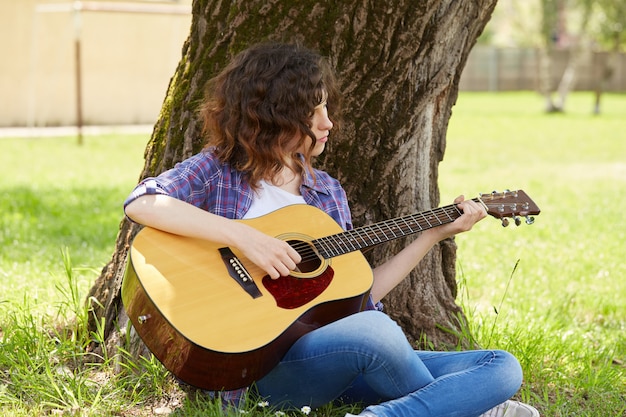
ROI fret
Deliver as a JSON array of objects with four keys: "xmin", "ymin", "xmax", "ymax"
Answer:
[
  {"xmin": 342, "ymin": 231, "xmax": 359, "ymax": 252},
  {"xmin": 381, "ymin": 220, "xmax": 399, "ymax": 239},
  {"xmin": 400, "ymin": 216, "xmax": 418, "ymax": 234},
  {"xmin": 314, "ymin": 237, "xmax": 335, "ymax": 258},
  {"xmin": 349, "ymin": 227, "xmax": 368, "ymax": 249},
  {"xmin": 327, "ymin": 234, "xmax": 346, "ymax": 257},
  {"xmin": 374, "ymin": 222, "xmax": 392, "ymax": 242},
  {"xmin": 362, "ymin": 226, "xmax": 380, "ymax": 247},
  {"xmin": 444, "ymin": 205, "xmax": 461, "ymax": 222},
  {"xmin": 321, "ymin": 236, "xmax": 342, "ymax": 258},
  {"xmin": 367, "ymin": 224, "xmax": 387, "ymax": 246},
  {"xmin": 439, "ymin": 208, "xmax": 450, "ymax": 222},
  {"xmin": 420, "ymin": 211, "xmax": 433, "ymax": 228},
  {"xmin": 431, "ymin": 209, "xmax": 444, "ymax": 225},
  {"xmin": 374, "ymin": 225, "xmax": 388, "ymax": 243}
]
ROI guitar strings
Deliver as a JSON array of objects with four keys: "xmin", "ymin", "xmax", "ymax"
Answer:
[
  {"xmin": 241, "ymin": 195, "xmax": 532, "ymax": 274},
  {"xmin": 285, "ymin": 201, "xmax": 518, "ymax": 265},
  {"xmin": 286, "ymin": 204, "xmax": 463, "ymax": 263}
]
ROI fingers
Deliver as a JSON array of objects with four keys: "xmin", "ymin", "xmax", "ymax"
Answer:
[
  {"xmin": 264, "ymin": 242, "xmax": 301, "ymax": 279},
  {"xmin": 454, "ymin": 195, "xmax": 487, "ymax": 231},
  {"xmin": 240, "ymin": 230, "xmax": 302, "ymax": 280},
  {"xmin": 459, "ymin": 198, "xmax": 486, "ymax": 217}
]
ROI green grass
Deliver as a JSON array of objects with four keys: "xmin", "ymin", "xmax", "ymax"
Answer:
[
  {"xmin": 441, "ymin": 91, "xmax": 626, "ymax": 416},
  {"xmin": 0, "ymin": 135, "xmax": 144, "ymax": 313},
  {"xmin": 1, "ymin": 92, "xmax": 625, "ymax": 415},
  {"xmin": 0, "ymin": 134, "xmax": 161, "ymax": 415}
]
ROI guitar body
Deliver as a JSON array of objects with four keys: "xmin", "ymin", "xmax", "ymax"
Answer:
[
  {"xmin": 122, "ymin": 204, "xmax": 373, "ymax": 390},
  {"xmin": 122, "ymin": 189, "xmax": 540, "ymax": 391}
]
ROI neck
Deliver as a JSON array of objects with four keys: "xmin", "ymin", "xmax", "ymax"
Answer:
[{"xmin": 269, "ymin": 166, "xmax": 302, "ymax": 195}]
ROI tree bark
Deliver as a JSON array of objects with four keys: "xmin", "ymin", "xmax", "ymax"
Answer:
[{"xmin": 87, "ymin": 0, "xmax": 497, "ymax": 359}]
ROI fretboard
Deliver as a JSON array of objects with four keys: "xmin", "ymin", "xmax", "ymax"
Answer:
[{"xmin": 313, "ymin": 200, "xmax": 471, "ymax": 259}]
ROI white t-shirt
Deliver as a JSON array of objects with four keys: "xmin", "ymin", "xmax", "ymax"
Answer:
[{"xmin": 243, "ymin": 180, "xmax": 306, "ymax": 219}]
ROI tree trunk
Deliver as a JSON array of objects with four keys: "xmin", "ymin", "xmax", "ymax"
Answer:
[
  {"xmin": 87, "ymin": 0, "xmax": 497, "ymax": 360},
  {"xmin": 538, "ymin": 0, "xmax": 559, "ymax": 111},
  {"xmin": 553, "ymin": 0, "xmax": 592, "ymax": 111},
  {"xmin": 594, "ymin": 33, "xmax": 621, "ymax": 115}
]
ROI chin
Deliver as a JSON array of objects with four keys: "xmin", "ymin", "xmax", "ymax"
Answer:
[{"xmin": 312, "ymin": 144, "xmax": 326, "ymax": 156}]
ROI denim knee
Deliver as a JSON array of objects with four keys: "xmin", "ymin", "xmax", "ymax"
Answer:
[
  {"xmin": 494, "ymin": 349, "xmax": 524, "ymax": 398},
  {"xmin": 345, "ymin": 311, "xmax": 421, "ymax": 378},
  {"xmin": 351, "ymin": 311, "xmax": 412, "ymax": 353}
]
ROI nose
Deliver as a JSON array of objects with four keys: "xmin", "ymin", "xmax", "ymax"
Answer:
[
  {"xmin": 317, "ymin": 106, "xmax": 333, "ymax": 132},
  {"xmin": 321, "ymin": 115, "xmax": 333, "ymax": 132}
]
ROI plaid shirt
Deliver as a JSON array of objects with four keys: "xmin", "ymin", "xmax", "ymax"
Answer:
[
  {"xmin": 124, "ymin": 148, "xmax": 353, "ymax": 230},
  {"xmin": 124, "ymin": 148, "xmax": 382, "ymax": 405}
]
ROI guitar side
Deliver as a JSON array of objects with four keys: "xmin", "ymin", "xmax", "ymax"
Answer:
[{"xmin": 121, "ymin": 204, "xmax": 373, "ymax": 390}]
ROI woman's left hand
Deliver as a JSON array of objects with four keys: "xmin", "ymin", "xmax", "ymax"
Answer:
[
  {"xmin": 422, "ymin": 195, "xmax": 487, "ymax": 242},
  {"xmin": 370, "ymin": 195, "xmax": 487, "ymax": 302}
]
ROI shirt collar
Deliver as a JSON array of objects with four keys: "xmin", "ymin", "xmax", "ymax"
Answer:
[{"xmin": 301, "ymin": 165, "xmax": 331, "ymax": 195}]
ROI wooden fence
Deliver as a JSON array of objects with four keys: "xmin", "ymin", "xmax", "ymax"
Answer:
[{"xmin": 460, "ymin": 46, "xmax": 626, "ymax": 92}]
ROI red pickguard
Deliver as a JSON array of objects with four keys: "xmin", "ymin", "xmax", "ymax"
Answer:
[{"xmin": 262, "ymin": 268, "xmax": 334, "ymax": 309}]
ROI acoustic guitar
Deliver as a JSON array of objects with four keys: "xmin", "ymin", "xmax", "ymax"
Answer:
[{"xmin": 121, "ymin": 189, "xmax": 540, "ymax": 390}]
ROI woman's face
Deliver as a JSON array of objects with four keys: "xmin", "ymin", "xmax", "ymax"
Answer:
[{"xmin": 301, "ymin": 101, "xmax": 333, "ymax": 157}]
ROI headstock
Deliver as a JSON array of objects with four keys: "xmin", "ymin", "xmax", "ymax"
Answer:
[{"xmin": 478, "ymin": 190, "xmax": 541, "ymax": 227}]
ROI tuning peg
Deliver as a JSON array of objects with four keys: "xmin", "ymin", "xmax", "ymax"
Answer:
[
  {"xmin": 501, "ymin": 218, "xmax": 510, "ymax": 227},
  {"xmin": 525, "ymin": 215, "xmax": 535, "ymax": 225},
  {"xmin": 514, "ymin": 216, "xmax": 522, "ymax": 226}
]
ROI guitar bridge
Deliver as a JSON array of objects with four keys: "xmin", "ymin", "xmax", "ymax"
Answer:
[{"xmin": 218, "ymin": 247, "xmax": 262, "ymax": 299}]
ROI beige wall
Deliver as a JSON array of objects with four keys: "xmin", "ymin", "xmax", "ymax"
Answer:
[
  {"xmin": 2, "ymin": 2, "xmax": 623, "ymax": 128},
  {"xmin": 0, "ymin": 0, "xmax": 192, "ymax": 127}
]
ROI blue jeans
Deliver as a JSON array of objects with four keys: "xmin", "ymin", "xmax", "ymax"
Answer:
[{"xmin": 256, "ymin": 310, "xmax": 523, "ymax": 417}]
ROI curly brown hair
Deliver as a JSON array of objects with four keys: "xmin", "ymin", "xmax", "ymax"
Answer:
[{"xmin": 199, "ymin": 42, "xmax": 342, "ymax": 188}]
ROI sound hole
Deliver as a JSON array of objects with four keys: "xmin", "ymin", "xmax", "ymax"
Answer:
[{"xmin": 287, "ymin": 239, "xmax": 322, "ymax": 273}]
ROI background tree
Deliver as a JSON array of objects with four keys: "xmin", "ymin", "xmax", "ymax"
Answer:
[
  {"xmin": 537, "ymin": 0, "xmax": 560, "ymax": 111},
  {"xmin": 591, "ymin": 0, "xmax": 626, "ymax": 114},
  {"xmin": 87, "ymin": 0, "xmax": 497, "ymax": 358},
  {"xmin": 535, "ymin": 0, "xmax": 623, "ymax": 113},
  {"xmin": 536, "ymin": 0, "xmax": 594, "ymax": 113},
  {"xmin": 550, "ymin": 0, "xmax": 593, "ymax": 112}
]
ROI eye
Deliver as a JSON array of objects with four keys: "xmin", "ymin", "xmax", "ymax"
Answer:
[{"xmin": 314, "ymin": 101, "xmax": 327, "ymax": 111}]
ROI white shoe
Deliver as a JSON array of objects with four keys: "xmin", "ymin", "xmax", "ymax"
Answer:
[{"xmin": 480, "ymin": 400, "xmax": 540, "ymax": 417}]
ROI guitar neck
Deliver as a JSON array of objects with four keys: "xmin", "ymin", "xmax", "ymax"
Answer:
[{"xmin": 313, "ymin": 199, "xmax": 473, "ymax": 259}]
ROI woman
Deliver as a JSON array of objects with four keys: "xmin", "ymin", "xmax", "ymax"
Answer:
[{"xmin": 124, "ymin": 42, "xmax": 539, "ymax": 417}]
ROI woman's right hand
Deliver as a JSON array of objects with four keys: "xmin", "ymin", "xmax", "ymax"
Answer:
[{"xmin": 231, "ymin": 223, "xmax": 302, "ymax": 279}]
